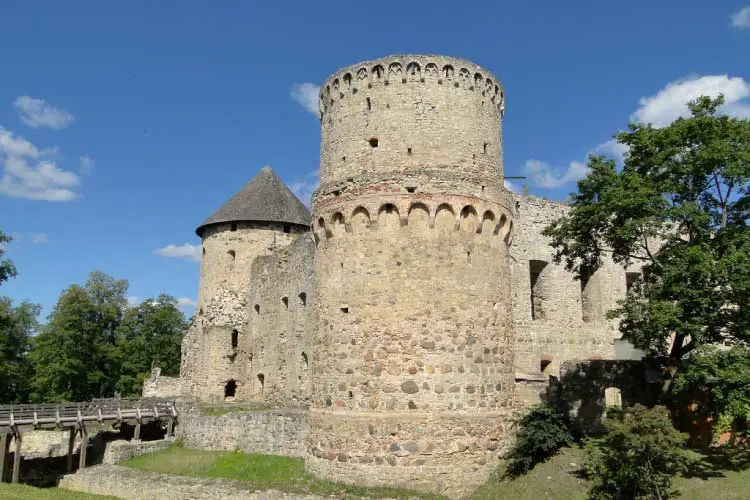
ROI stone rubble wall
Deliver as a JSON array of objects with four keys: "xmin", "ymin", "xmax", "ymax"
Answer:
[
  {"xmin": 509, "ymin": 195, "xmax": 646, "ymax": 384},
  {"xmin": 59, "ymin": 465, "xmax": 327, "ymax": 500},
  {"xmin": 142, "ymin": 367, "xmax": 181, "ymax": 398},
  {"xmin": 177, "ymin": 409, "xmax": 308, "ymax": 458},
  {"xmin": 10, "ymin": 430, "xmax": 81, "ymax": 459},
  {"xmin": 102, "ymin": 438, "xmax": 175, "ymax": 465},
  {"xmin": 243, "ymin": 234, "xmax": 315, "ymax": 406}
]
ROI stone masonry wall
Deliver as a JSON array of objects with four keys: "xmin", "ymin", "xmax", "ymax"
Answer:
[
  {"xmin": 142, "ymin": 367, "xmax": 181, "ymax": 398},
  {"xmin": 181, "ymin": 222, "xmax": 306, "ymax": 402},
  {"xmin": 60, "ymin": 465, "xmax": 327, "ymax": 500},
  {"xmin": 308, "ymin": 55, "xmax": 517, "ymax": 498},
  {"xmin": 177, "ymin": 409, "xmax": 308, "ymax": 458},
  {"xmin": 243, "ymin": 234, "xmax": 314, "ymax": 406},
  {"xmin": 509, "ymin": 195, "xmax": 646, "ymax": 381}
]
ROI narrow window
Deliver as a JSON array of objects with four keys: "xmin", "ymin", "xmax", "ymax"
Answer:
[
  {"xmin": 202, "ymin": 247, "xmax": 206, "ymax": 256},
  {"xmin": 257, "ymin": 374, "xmax": 265, "ymax": 396},
  {"xmin": 282, "ymin": 296, "xmax": 288, "ymax": 309},
  {"xmin": 283, "ymin": 224, "xmax": 290, "ymax": 233},
  {"xmin": 230, "ymin": 223, "xmax": 237, "ymax": 232},
  {"xmin": 254, "ymin": 304, "xmax": 260, "ymax": 314},
  {"xmin": 231, "ymin": 329, "xmax": 238, "ymax": 348},
  {"xmin": 406, "ymin": 187, "xmax": 416, "ymax": 193},
  {"xmin": 483, "ymin": 143, "xmax": 488, "ymax": 154},
  {"xmin": 340, "ymin": 306, "xmax": 349, "ymax": 313},
  {"xmin": 366, "ymin": 97, "xmax": 371, "ymax": 110},
  {"xmin": 540, "ymin": 359, "xmax": 552, "ymax": 374},
  {"xmin": 626, "ymin": 272, "xmax": 640, "ymax": 295},
  {"xmin": 369, "ymin": 138, "xmax": 378, "ymax": 148},
  {"xmin": 224, "ymin": 380, "xmax": 237, "ymax": 399},
  {"xmin": 228, "ymin": 249, "xmax": 235, "ymax": 261},
  {"xmin": 580, "ymin": 269, "xmax": 598, "ymax": 323},
  {"xmin": 407, "ymin": 147, "xmax": 412, "ymax": 156},
  {"xmin": 301, "ymin": 351, "xmax": 309, "ymax": 367},
  {"xmin": 298, "ymin": 292, "xmax": 307, "ymax": 306},
  {"xmin": 529, "ymin": 260, "xmax": 549, "ymax": 321}
]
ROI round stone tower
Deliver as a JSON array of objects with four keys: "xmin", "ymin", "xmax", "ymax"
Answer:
[
  {"xmin": 182, "ymin": 167, "xmax": 310, "ymax": 402},
  {"xmin": 308, "ymin": 55, "xmax": 516, "ymax": 496}
]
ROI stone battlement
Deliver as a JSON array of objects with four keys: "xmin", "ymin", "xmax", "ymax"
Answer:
[{"xmin": 320, "ymin": 54, "xmax": 504, "ymax": 119}]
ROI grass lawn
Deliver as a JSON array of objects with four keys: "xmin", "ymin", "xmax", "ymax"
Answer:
[
  {"xmin": 472, "ymin": 447, "xmax": 750, "ymax": 499},
  {"xmin": 0, "ymin": 483, "xmax": 117, "ymax": 500},
  {"xmin": 121, "ymin": 446, "xmax": 443, "ymax": 499},
  {"xmin": 198, "ymin": 403, "xmax": 272, "ymax": 416}
]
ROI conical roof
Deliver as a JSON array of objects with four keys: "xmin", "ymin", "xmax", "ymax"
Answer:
[{"xmin": 196, "ymin": 167, "xmax": 311, "ymax": 236}]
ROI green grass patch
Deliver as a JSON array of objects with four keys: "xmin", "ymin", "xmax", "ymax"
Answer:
[
  {"xmin": 0, "ymin": 484, "xmax": 117, "ymax": 500},
  {"xmin": 122, "ymin": 445, "xmax": 443, "ymax": 499},
  {"xmin": 472, "ymin": 446, "xmax": 750, "ymax": 500}
]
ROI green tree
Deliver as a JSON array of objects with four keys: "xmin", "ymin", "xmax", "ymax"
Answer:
[
  {"xmin": 29, "ymin": 271, "xmax": 128, "ymax": 402},
  {"xmin": 582, "ymin": 405, "xmax": 692, "ymax": 500},
  {"xmin": 115, "ymin": 294, "xmax": 187, "ymax": 396},
  {"xmin": 0, "ymin": 231, "xmax": 18, "ymax": 287},
  {"xmin": 0, "ymin": 298, "xmax": 39, "ymax": 403},
  {"xmin": 544, "ymin": 96, "xmax": 750, "ymax": 392},
  {"xmin": 673, "ymin": 346, "xmax": 750, "ymax": 443}
]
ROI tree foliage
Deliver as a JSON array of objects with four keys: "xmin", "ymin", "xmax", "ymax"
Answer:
[
  {"xmin": 0, "ymin": 298, "xmax": 39, "ymax": 403},
  {"xmin": 0, "ymin": 231, "xmax": 18, "ymax": 287},
  {"xmin": 544, "ymin": 96, "xmax": 750, "ymax": 377},
  {"xmin": 503, "ymin": 403, "xmax": 574, "ymax": 477},
  {"xmin": 115, "ymin": 294, "xmax": 188, "ymax": 396},
  {"xmin": 673, "ymin": 346, "xmax": 750, "ymax": 442},
  {"xmin": 582, "ymin": 405, "xmax": 692, "ymax": 500},
  {"xmin": 27, "ymin": 271, "xmax": 187, "ymax": 402}
]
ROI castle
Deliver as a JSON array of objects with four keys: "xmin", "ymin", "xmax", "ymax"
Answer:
[{"xmin": 172, "ymin": 55, "xmax": 644, "ymax": 496}]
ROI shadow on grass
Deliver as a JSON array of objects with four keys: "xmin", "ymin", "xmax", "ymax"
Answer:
[{"xmin": 683, "ymin": 447, "xmax": 750, "ymax": 479}]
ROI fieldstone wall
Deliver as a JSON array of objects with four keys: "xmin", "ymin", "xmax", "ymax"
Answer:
[
  {"xmin": 242, "ymin": 235, "xmax": 314, "ymax": 406},
  {"xmin": 9, "ymin": 430, "xmax": 79, "ymax": 459},
  {"xmin": 181, "ymin": 222, "xmax": 307, "ymax": 402},
  {"xmin": 60, "ymin": 465, "xmax": 327, "ymax": 500},
  {"xmin": 177, "ymin": 409, "xmax": 308, "ymax": 458},
  {"xmin": 308, "ymin": 54, "xmax": 517, "ymax": 497},
  {"xmin": 102, "ymin": 438, "xmax": 175, "ymax": 465},
  {"xmin": 142, "ymin": 367, "xmax": 181, "ymax": 398},
  {"xmin": 509, "ymin": 195, "xmax": 646, "ymax": 383}
]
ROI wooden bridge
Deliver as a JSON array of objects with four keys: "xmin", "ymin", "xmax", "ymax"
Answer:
[{"xmin": 0, "ymin": 398, "xmax": 178, "ymax": 484}]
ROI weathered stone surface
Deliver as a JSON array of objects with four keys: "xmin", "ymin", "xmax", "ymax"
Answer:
[{"xmin": 60, "ymin": 465, "xmax": 326, "ymax": 499}]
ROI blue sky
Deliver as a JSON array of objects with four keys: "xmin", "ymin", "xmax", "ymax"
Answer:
[{"xmin": 1, "ymin": 1, "xmax": 748, "ymax": 318}]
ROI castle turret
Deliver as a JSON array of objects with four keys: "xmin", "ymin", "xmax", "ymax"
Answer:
[
  {"xmin": 308, "ymin": 55, "xmax": 516, "ymax": 496},
  {"xmin": 182, "ymin": 167, "xmax": 310, "ymax": 401}
]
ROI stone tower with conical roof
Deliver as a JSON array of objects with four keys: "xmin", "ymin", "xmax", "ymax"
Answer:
[{"xmin": 180, "ymin": 167, "xmax": 310, "ymax": 401}]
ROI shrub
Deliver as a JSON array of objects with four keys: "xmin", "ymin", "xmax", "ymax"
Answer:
[
  {"xmin": 582, "ymin": 404, "xmax": 692, "ymax": 500},
  {"xmin": 673, "ymin": 346, "xmax": 750, "ymax": 444},
  {"xmin": 503, "ymin": 403, "xmax": 574, "ymax": 477}
]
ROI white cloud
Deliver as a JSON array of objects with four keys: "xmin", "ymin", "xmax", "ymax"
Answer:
[
  {"xmin": 731, "ymin": 6, "xmax": 750, "ymax": 28},
  {"xmin": 176, "ymin": 297, "xmax": 197, "ymax": 312},
  {"xmin": 593, "ymin": 139, "xmax": 629, "ymax": 164},
  {"xmin": 13, "ymin": 96, "xmax": 75, "ymax": 130},
  {"xmin": 79, "ymin": 155, "xmax": 94, "ymax": 174},
  {"xmin": 0, "ymin": 127, "xmax": 43, "ymax": 158},
  {"xmin": 504, "ymin": 179, "xmax": 518, "ymax": 192},
  {"xmin": 0, "ymin": 156, "xmax": 80, "ymax": 201},
  {"xmin": 291, "ymin": 83, "xmax": 321, "ymax": 116},
  {"xmin": 153, "ymin": 243, "xmax": 201, "ymax": 262},
  {"xmin": 290, "ymin": 170, "xmax": 320, "ymax": 207},
  {"xmin": 31, "ymin": 233, "xmax": 48, "ymax": 244},
  {"xmin": 631, "ymin": 75, "xmax": 750, "ymax": 127},
  {"xmin": 523, "ymin": 159, "xmax": 589, "ymax": 189},
  {"xmin": 0, "ymin": 127, "xmax": 81, "ymax": 201}
]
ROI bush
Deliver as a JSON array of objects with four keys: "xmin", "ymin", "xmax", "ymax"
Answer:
[
  {"xmin": 503, "ymin": 404, "xmax": 574, "ymax": 477},
  {"xmin": 673, "ymin": 346, "xmax": 750, "ymax": 444},
  {"xmin": 582, "ymin": 404, "xmax": 692, "ymax": 500}
]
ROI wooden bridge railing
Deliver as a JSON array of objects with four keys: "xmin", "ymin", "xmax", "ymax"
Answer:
[{"xmin": 0, "ymin": 397, "xmax": 178, "ymax": 484}]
